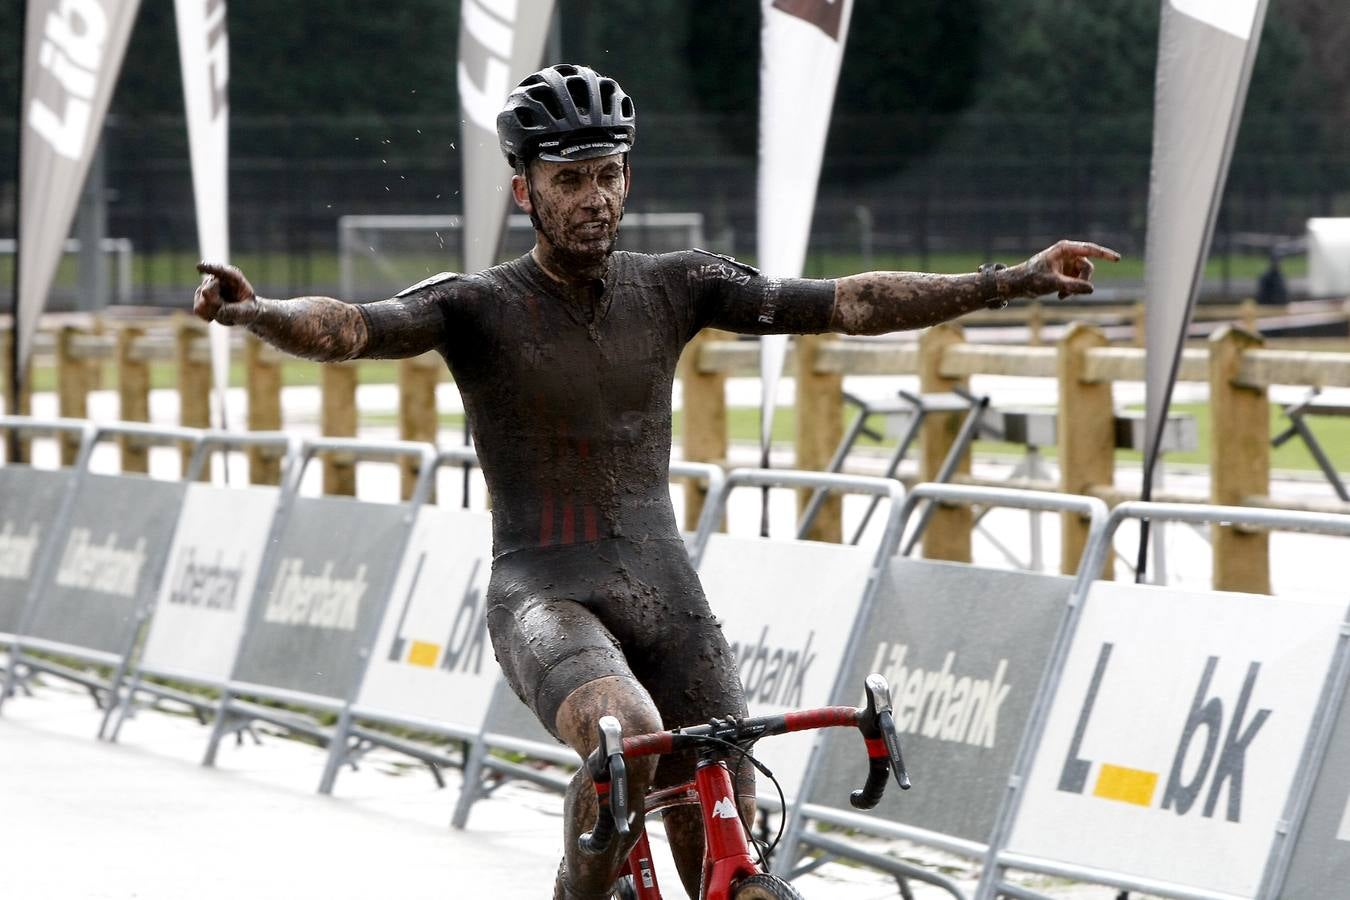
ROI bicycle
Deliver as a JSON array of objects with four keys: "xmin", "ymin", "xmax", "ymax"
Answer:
[{"xmin": 578, "ymin": 674, "xmax": 910, "ymax": 900}]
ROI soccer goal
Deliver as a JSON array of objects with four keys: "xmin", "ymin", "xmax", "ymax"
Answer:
[{"xmin": 337, "ymin": 213, "xmax": 706, "ymax": 301}]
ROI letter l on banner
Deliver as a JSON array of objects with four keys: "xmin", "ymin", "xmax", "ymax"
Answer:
[
  {"xmin": 175, "ymin": 0, "xmax": 232, "ymax": 429},
  {"xmin": 1137, "ymin": 0, "xmax": 1268, "ymax": 575},
  {"xmin": 757, "ymin": 0, "xmax": 854, "ymax": 481},
  {"xmin": 457, "ymin": 0, "xmax": 557, "ymax": 274},
  {"xmin": 17, "ymin": 0, "xmax": 143, "ymax": 374}
]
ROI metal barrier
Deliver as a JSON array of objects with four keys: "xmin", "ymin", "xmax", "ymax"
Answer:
[
  {"xmin": 0, "ymin": 422, "xmax": 205, "ymax": 719},
  {"xmin": 201, "ymin": 437, "xmax": 437, "ymax": 770},
  {"xmin": 977, "ymin": 501, "xmax": 1350, "ymax": 900},
  {"xmin": 105, "ymin": 432, "xmax": 298, "ymax": 742},
  {"xmin": 775, "ymin": 483, "xmax": 1109, "ymax": 899}
]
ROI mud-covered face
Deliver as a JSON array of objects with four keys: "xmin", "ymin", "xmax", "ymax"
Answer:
[{"xmin": 514, "ymin": 154, "xmax": 630, "ymax": 278}]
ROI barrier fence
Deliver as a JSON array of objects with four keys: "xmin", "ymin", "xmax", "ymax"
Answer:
[
  {"xmin": 2, "ymin": 416, "xmax": 1349, "ymax": 899},
  {"xmin": 7, "ymin": 314, "xmax": 1348, "ymax": 592}
]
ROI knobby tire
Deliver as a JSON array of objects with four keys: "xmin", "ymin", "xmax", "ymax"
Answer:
[{"xmin": 731, "ymin": 873, "xmax": 804, "ymax": 899}]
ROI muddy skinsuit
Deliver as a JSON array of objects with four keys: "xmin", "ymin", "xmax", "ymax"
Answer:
[{"xmin": 358, "ymin": 249, "xmax": 835, "ymax": 785}]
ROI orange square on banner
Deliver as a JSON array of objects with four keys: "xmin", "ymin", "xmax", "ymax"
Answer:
[
  {"xmin": 408, "ymin": 641, "xmax": 440, "ymax": 668},
  {"xmin": 1093, "ymin": 764, "xmax": 1159, "ymax": 807}
]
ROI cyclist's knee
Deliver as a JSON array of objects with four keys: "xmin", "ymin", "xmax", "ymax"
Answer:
[{"xmin": 555, "ymin": 674, "xmax": 662, "ymax": 771}]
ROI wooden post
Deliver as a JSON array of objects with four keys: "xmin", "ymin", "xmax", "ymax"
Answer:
[
  {"xmin": 918, "ymin": 323, "xmax": 971, "ymax": 562},
  {"xmin": 1209, "ymin": 327, "xmax": 1270, "ymax": 594},
  {"xmin": 1027, "ymin": 302, "xmax": 1044, "ymax": 347},
  {"xmin": 398, "ymin": 353, "xmax": 440, "ymax": 501},
  {"xmin": 87, "ymin": 316, "xmax": 108, "ymax": 390},
  {"xmin": 57, "ymin": 325, "xmax": 90, "ymax": 465},
  {"xmin": 1058, "ymin": 323, "xmax": 1115, "ymax": 577},
  {"xmin": 1, "ymin": 330, "xmax": 34, "ymax": 460},
  {"xmin": 1239, "ymin": 298, "xmax": 1259, "ymax": 334},
  {"xmin": 679, "ymin": 328, "xmax": 729, "ymax": 532},
  {"xmin": 176, "ymin": 317, "xmax": 212, "ymax": 478},
  {"xmin": 321, "ymin": 361, "xmax": 359, "ymax": 496},
  {"xmin": 795, "ymin": 333, "xmax": 843, "ymax": 542},
  {"xmin": 116, "ymin": 325, "xmax": 150, "ymax": 473},
  {"xmin": 245, "ymin": 334, "xmax": 284, "ymax": 485}
]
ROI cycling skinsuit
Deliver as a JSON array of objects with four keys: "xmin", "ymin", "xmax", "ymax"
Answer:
[{"xmin": 357, "ymin": 250, "xmax": 836, "ymax": 766}]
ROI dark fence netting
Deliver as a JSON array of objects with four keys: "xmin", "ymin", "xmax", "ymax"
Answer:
[{"xmin": 0, "ymin": 111, "xmax": 1346, "ymax": 309}]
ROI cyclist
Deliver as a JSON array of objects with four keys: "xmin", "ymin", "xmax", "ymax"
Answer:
[{"xmin": 193, "ymin": 64, "xmax": 1117, "ymax": 899}]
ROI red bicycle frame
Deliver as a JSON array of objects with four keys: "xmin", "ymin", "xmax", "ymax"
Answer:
[{"xmin": 592, "ymin": 702, "xmax": 893, "ymax": 900}]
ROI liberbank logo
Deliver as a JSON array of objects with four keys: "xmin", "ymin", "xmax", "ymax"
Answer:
[
  {"xmin": 263, "ymin": 559, "xmax": 367, "ymax": 631},
  {"xmin": 868, "ymin": 642, "xmax": 1011, "ymax": 749},
  {"xmin": 1058, "ymin": 643, "xmax": 1270, "ymax": 823},
  {"xmin": 29, "ymin": 0, "xmax": 113, "ymax": 160},
  {"xmin": 167, "ymin": 547, "xmax": 245, "ymax": 611},
  {"xmin": 0, "ymin": 522, "xmax": 41, "ymax": 580},
  {"xmin": 54, "ymin": 528, "xmax": 146, "ymax": 597}
]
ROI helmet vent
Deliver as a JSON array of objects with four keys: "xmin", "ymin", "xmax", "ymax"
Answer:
[
  {"xmin": 513, "ymin": 107, "xmax": 538, "ymax": 127},
  {"xmin": 527, "ymin": 85, "xmax": 564, "ymax": 121},
  {"xmin": 620, "ymin": 96, "xmax": 634, "ymax": 120},
  {"xmin": 599, "ymin": 80, "xmax": 616, "ymax": 116},
  {"xmin": 566, "ymin": 77, "xmax": 591, "ymax": 116},
  {"xmin": 553, "ymin": 64, "xmax": 579, "ymax": 77}
]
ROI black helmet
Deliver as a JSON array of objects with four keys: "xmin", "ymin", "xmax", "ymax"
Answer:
[{"xmin": 496, "ymin": 64, "xmax": 636, "ymax": 168}]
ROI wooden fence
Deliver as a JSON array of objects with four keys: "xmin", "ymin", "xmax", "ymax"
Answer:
[{"xmin": 4, "ymin": 305, "xmax": 1349, "ymax": 595}]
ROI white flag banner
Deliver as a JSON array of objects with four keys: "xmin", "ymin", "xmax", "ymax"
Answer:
[
  {"xmin": 1142, "ymin": 0, "xmax": 1267, "ymax": 483},
  {"xmin": 17, "ymin": 0, "xmax": 143, "ymax": 372},
  {"xmin": 757, "ymin": 0, "xmax": 854, "ymax": 456},
  {"xmin": 457, "ymin": 0, "xmax": 556, "ymax": 274},
  {"xmin": 174, "ymin": 0, "xmax": 231, "ymax": 428}
]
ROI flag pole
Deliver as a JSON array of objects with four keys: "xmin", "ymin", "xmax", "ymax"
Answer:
[{"xmin": 8, "ymin": 0, "xmax": 27, "ymax": 464}]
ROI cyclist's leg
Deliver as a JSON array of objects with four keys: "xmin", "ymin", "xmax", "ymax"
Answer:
[
  {"xmin": 608, "ymin": 546, "xmax": 757, "ymax": 895},
  {"xmin": 554, "ymin": 675, "xmax": 663, "ymax": 900},
  {"xmin": 487, "ymin": 556, "xmax": 662, "ymax": 899}
]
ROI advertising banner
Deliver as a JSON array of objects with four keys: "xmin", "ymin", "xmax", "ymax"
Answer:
[
  {"xmin": 699, "ymin": 533, "xmax": 872, "ymax": 796},
  {"xmin": 229, "ymin": 497, "xmax": 409, "ymax": 700},
  {"xmin": 0, "ymin": 467, "xmax": 75, "ymax": 636},
  {"xmin": 138, "ymin": 483, "xmax": 279, "ymax": 682},
  {"xmin": 756, "ymin": 0, "xmax": 855, "ymax": 456},
  {"xmin": 173, "ymin": 0, "xmax": 232, "ymax": 423},
  {"xmin": 356, "ymin": 506, "xmax": 494, "ymax": 729},
  {"xmin": 1006, "ymin": 580, "xmax": 1344, "ymax": 897},
  {"xmin": 1141, "ymin": 0, "xmax": 1267, "ymax": 490},
  {"xmin": 1275, "ymin": 663, "xmax": 1350, "ymax": 898},
  {"xmin": 808, "ymin": 559, "xmax": 1074, "ymax": 844},
  {"xmin": 25, "ymin": 474, "xmax": 186, "ymax": 655},
  {"xmin": 457, "ymin": 0, "xmax": 556, "ymax": 274},
  {"xmin": 17, "ymin": 0, "xmax": 143, "ymax": 372}
]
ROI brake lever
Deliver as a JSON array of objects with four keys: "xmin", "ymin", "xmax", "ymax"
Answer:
[
  {"xmin": 579, "ymin": 715, "xmax": 630, "ymax": 854},
  {"xmin": 865, "ymin": 673, "xmax": 911, "ymax": 790}
]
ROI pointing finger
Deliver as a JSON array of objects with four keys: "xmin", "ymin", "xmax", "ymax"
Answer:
[
  {"xmin": 1061, "ymin": 241, "xmax": 1121, "ymax": 262},
  {"xmin": 196, "ymin": 261, "xmax": 233, "ymax": 279}
]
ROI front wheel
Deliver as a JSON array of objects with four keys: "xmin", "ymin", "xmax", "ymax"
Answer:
[{"xmin": 731, "ymin": 874, "xmax": 804, "ymax": 899}]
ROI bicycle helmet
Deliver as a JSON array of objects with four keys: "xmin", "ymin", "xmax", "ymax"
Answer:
[{"xmin": 496, "ymin": 64, "xmax": 636, "ymax": 168}]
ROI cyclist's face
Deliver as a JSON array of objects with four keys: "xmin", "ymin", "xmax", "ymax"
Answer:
[{"xmin": 515, "ymin": 155, "xmax": 630, "ymax": 267}]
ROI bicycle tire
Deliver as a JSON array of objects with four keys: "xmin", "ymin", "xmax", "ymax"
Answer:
[{"xmin": 731, "ymin": 874, "xmax": 804, "ymax": 899}]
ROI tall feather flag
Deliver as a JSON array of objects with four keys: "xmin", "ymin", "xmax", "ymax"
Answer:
[
  {"xmin": 1137, "ymin": 0, "xmax": 1269, "ymax": 577},
  {"xmin": 457, "ymin": 0, "xmax": 557, "ymax": 274},
  {"xmin": 16, "ymin": 0, "xmax": 142, "ymax": 376},
  {"xmin": 175, "ymin": 0, "xmax": 231, "ymax": 429},
  {"xmin": 758, "ymin": 0, "xmax": 855, "ymax": 530}
]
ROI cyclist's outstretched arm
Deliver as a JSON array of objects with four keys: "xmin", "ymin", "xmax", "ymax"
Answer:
[
  {"xmin": 832, "ymin": 239, "xmax": 1120, "ymax": 336},
  {"xmin": 193, "ymin": 261, "xmax": 451, "ymax": 362}
]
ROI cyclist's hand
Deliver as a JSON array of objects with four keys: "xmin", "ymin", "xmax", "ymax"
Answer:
[
  {"xmin": 194, "ymin": 261, "xmax": 260, "ymax": 326},
  {"xmin": 1006, "ymin": 240, "xmax": 1121, "ymax": 300}
]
